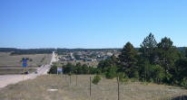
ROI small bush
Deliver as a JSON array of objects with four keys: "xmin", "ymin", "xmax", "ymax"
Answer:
[
  {"xmin": 105, "ymin": 66, "xmax": 117, "ymax": 79},
  {"xmin": 92, "ymin": 75, "xmax": 101, "ymax": 85},
  {"xmin": 132, "ymin": 71, "xmax": 139, "ymax": 79},
  {"xmin": 48, "ymin": 65, "xmax": 57, "ymax": 74},
  {"xmin": 180, "ymin": 78, "xmax": 187, "ymax": 89},
  {"xmin": 118, "ymin": 73, "xmax": 129, "ymax": 82},
  {"xmin": 106, "ymin": 72, "xmax": 116, "ymax": 79}
]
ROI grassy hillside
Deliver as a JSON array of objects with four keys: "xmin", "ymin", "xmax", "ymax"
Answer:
[
  {"xmin": 0, "ymin": 75, "xmax": 186, "ymax": 100},
  {"xmin": 0, "ymin": 52, "xmax": 51, "ymax": 66},
  {"xmin": 0, "ymin": 52, "xmax": 51, "ymax": 74}
]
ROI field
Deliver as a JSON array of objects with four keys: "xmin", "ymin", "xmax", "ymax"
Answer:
[
  {"xmin": 0, "ymin": 52, "xmax": 51, "ymax": 74},
  {"xmin": 0, "ymin": 75, "xmax": 187, "ymax": 100}
]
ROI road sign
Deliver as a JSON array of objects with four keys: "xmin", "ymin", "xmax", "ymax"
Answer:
[
  {"xmin": 22, "ymin": 62, "xmax": 27, "ymax": 67},
  {"xmin": 57, "ymin": 67, "xmax": 63, "ymax": 74},
  {"xmin": 22, "ymin": 58, "xmax": 28, "ymax": 67}
]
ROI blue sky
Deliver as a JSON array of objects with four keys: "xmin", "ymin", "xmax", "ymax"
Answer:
[{"xmin": 0, "ymin": 0, "xmax": 187, "ymax": 48}]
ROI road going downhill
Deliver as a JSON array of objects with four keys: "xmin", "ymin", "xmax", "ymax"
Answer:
[
  {"xmin": 37, "ymin": 51, "xmax": 57, "ymax": 75},
  {"xmin": 0, "ymin": 51, "xmax": 58, "ymax": 89}
]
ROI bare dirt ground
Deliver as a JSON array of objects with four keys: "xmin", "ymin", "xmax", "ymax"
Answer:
[
  {"xmin": 0, "ymin": 74, "xmax": 37, "ymax": 89},
  {"xmin": 0, "ymin": 75, "xmax": 186, "ymax": 100}
]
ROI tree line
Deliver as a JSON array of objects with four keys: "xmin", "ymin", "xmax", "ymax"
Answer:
[
  {"xmin": 98, "ymin": 33, "xmax": 187, "ymax": 87},
  {"xmin": 0, "ymin": 48, "xmax": 55, "ymax": 55},
  {"xmin": 49, "ymin": 62, "xmax": 98, "ymax": 75},
  {"xmin": 50, "ymin": 33, "xmax": 187, "ymax": 88}
]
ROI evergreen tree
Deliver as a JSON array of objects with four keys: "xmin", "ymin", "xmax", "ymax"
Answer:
[
  {"xmin": 97, "ymin": 55, "xmax": 118, "ymax": 73},
  {"xmin": 140, "ymin": 33, "xmax": 158, "ymax": 64},
  {"xmin": 157, "ymin": 37, "xmax": 180, "ymax": 83},
  {"xmin": 76, "ymin": 62, "xmax": 83, "ymax": 74},
  {"xmin": 185, "ymin": 48, "xmax": 187, "ymax": 58},
  {"xmin": 105, "ymin": 65, "xmax": 118, "ymax": 79},
  {"xmin": 119, "ymin": 42, "xmax": 138, "ymax": 77},
  {"xmin": 175, "ymin": 58, "xmax": 187, "ymax": 82},
  {"xmin": 63, "ymin": 63, "xmax": 76, "ymax": 74},
  {"xmin": 82, "ymin": 64, "xmax": 89, "ymax": 74}
]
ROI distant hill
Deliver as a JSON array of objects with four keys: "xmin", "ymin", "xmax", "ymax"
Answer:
[
  {"xmin": 0, "ymin": 48, "xmax": 55, "ymax": 55},
  {"xmin": 0, "ymin": 47, "xmax": 186, "ymax": 55},
  {"xmin": 0, "ymin": 48, "xmax": 17, "ymax": 52}
]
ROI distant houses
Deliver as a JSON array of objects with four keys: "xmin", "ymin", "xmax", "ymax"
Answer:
[{"xmin": 58, "ymin": 50, "xmax": 119, "ymax": 65}]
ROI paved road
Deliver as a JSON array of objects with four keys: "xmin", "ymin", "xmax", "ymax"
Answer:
[{"xmin": 0, "ymin": 51, "xmax": 58, "ymax": 89}]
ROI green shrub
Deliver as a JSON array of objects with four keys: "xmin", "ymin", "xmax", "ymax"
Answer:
[
  {"xmin": 180, "ymin": 78, "xmax": 187, "ymax": 89},
  {"xmin": 106, "ymin": 72, "xmax": 116, "ymax": 79},
  {"xmin": 131, "ymin": 70, "xmax": 139, "ymax": 80},
  {"xmin": 118, "ymin": 72, "xmax": 129, "ymax": 82},
  {"xmin": 105, "ymin": 66, "xmax": 117, "ymax": 79},
  {"xmin": 48, "ymin": 65, "xmax": 57, "ymax": 74},
  {"xmin": 92, "ymin": 75, "xmax": 101, "ymax": 85}
]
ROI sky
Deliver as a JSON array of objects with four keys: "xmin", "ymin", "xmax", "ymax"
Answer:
[{"xmin": 0, "ymin": 0, "xmax": 187, "ymax": 48}]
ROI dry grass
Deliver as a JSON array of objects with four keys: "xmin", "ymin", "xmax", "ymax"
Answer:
[
  {"xmin": 0, "ymin": 75, "xmax": 187, "ymax": 100},
  {"xmin": 0, "ymin": 52, "xmax": 51, "ymax": 74},
  {"xmin": 0, "ymin": 68, "xmax": 36, "ymax": 74},
  {"xmin": 0, "ymin": 52, "xmax": 51, "ymax": 67}
]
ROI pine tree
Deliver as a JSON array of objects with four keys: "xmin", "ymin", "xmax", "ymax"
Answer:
[
  {"xmin": 140, "ymin": 33, "xmax": 158, "ymax": 64},
  {"xmin": 157, "ymin": 37, "xmax": 180, "ymax": 83},
  {"xmin": 119, "ymin": 42, "xmax": 138, "ymax": 77}
]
